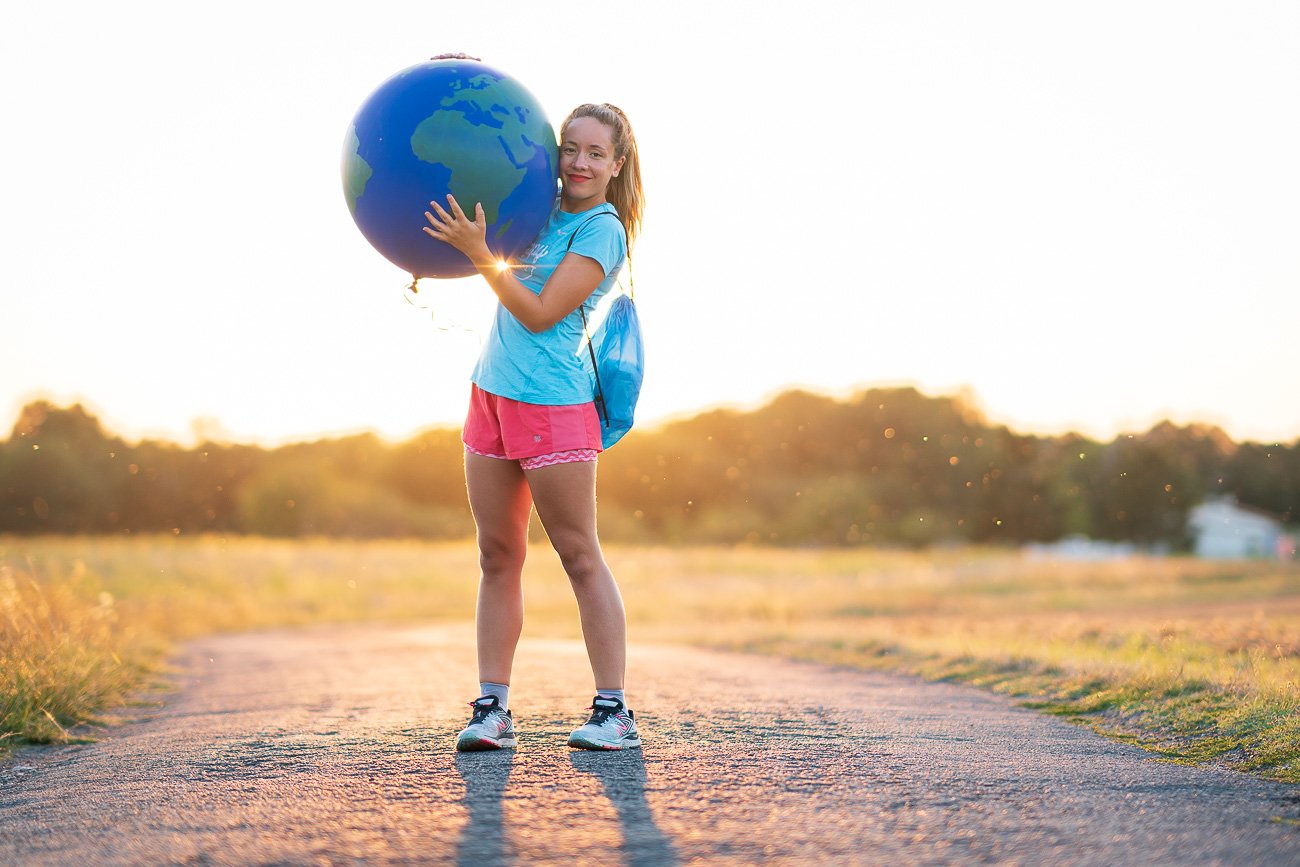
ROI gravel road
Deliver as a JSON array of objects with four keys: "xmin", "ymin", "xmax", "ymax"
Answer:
[{"xmin": 1, "ymin": 623, "xmax": 1297, "ymax": 865}]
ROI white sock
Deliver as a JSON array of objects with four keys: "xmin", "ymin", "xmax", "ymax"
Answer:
[
  {"xmin": 480, "ymin": 682, "xmax": 509, "ymax": 710},
  {"xmin": 596, "ymin": 688, "xmax": 626, "ymax": 707}
]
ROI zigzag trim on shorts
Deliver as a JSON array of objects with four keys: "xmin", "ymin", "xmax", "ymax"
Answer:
[
  {"xmin": 520, "ymin": 449, "xmax": 599, "ymax": 470},
  {"xmin": 464, "ymin": 445, "xmax": 598, "ymax": 469}
]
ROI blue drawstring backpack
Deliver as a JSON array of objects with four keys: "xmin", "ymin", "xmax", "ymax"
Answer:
[
  {"xmin": 580, "ymin": 292, "xmax": 644, "ymax": 449},
  {"xmin": 569, "ymin": 212, "xmax": 644, "ymax": 449}
]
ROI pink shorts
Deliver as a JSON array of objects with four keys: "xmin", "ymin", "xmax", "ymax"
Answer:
[{"xmin": 462, "ymin": 384, "xmax": 602, "ymax": 470}]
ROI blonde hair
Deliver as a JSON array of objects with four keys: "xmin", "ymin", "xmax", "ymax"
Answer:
[{"xmin": 560, "ymin": 103, "xmax": 644, "ymax": 254}]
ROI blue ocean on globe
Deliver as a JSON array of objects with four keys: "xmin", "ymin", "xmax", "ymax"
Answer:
[{"xmin": 343, "ymin": 59, "xmax": 558, "ymax": 279}]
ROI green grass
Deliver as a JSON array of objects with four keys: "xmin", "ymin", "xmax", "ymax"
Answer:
[{"xmin": 2, "ymin": 535, "xmax": 1298, "ymax": 783}]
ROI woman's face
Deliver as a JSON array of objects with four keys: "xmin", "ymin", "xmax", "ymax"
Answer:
[{"xmin": 559, "ymin": 116, "xmax": 624, "ymax": 205}]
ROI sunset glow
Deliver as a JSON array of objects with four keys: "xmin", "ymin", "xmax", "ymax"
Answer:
[{"xmin": 3, "ymin": 2, "xmax": 1298, "ymax": 446}]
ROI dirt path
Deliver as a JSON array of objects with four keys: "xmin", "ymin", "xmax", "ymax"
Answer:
[{"xmin": 1, "ymin": 624, "xmax": 1297, "ymax": 865}]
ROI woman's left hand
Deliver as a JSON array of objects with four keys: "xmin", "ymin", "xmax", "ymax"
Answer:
[{"xmin": 423, "ymin": 195, "xmax": 491, "ymax": 265}]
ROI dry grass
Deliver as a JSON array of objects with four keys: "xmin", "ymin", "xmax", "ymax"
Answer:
[
  {"xmin": 0, "ymin": 557, "xmax": 152, "ymax": 746},
  {"xmin": 609, "ymin": 547, "xmax": 1300, "ymax": 782},
  {"xmin": 1, "ymin": 536, "xmax": 1297, "ymax": 782},
  {"xmin": 0, "ymin": 535, "xmax": 481, "ymax": 753}
]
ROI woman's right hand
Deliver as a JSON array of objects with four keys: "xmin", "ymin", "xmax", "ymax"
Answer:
[{"xmin": 423, "ymin": 195, "xmax": 492, "ymax": 268}]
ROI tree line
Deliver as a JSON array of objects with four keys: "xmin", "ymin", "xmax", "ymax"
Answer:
[{"xmin": 1, "ymin": 389, "xmax": 1296, "ymax": 546}]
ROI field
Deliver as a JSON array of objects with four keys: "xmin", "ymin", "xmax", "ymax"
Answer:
[{"xmin": 2, "ymin": 535, "xmax": 1298, "ymax": 782}]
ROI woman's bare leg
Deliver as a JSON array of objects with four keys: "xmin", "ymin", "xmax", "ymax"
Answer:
[
  {"xmin": 525, "ymin": 459, "xmax": 626, "ymax": 690},
  {"xmin": 464, "ymin": 452, "xmax": 533, "ymax": 685}
]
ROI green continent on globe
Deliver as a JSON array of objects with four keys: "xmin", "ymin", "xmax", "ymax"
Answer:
[
  {"xmin": 342, "ymin": 125, "xmax": 373, "ymax": 215},
  {"xmin": 410, "ymin": 72, "xmax": 554, "ymax": 229}
]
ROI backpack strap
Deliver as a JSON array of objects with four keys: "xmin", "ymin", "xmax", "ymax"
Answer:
[
  {"xmin": 564, "ymin": 208, "xmax": 622, "ymax": 253},
  {"xmin": 579, "ymin": 304, "xmax": 608, "ymax": 428},
  {"xmin": 566, "ymin": 209, "xmax": 625, "ymax": 429}
]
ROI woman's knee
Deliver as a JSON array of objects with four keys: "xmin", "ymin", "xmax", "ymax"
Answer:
[
  {"xmin": 478, "ymin": 533, "xmax": 525, "ymax": 577},
  {"xmin": 549, "ymin": 533, "xmax": 602, "ymax": 582}
]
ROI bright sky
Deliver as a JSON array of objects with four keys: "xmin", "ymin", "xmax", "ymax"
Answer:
[{"xmin": 3, "ymin": 2, "xmax": 1298, "ymax": 446}]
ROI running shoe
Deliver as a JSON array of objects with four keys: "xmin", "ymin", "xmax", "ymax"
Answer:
[
  {"xmin": 455, "ymin": 695, "xmax": 516, "ymax": 751},
  {"xmin": 567, "ymin": 695, "xmax": 642, "ymax": 750}
]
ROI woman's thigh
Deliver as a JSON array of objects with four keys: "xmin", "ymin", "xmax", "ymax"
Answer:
[
  {"xmin": 464, "ymin": 452, "xmax": 532, "ymax": 560},
  {"xmin": 525, "ymin": 460, "xmax": 600, "ymax": 562}
]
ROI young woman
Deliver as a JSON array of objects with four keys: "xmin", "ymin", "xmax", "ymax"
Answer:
[{"xmin": 422, "ymin": 103, "xmax": 644, "ymax": 752}]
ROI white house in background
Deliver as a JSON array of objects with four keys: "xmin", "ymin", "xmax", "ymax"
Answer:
[{"xmin": 1187, "ymin": 496, "xmax": 1293, "ymax": 559}]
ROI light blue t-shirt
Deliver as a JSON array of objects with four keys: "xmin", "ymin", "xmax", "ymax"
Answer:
[{"xmin": 471, "ymin": 202, "xmax": 627, "ymax": 405}]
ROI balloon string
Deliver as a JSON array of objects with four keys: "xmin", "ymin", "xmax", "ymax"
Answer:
[{"xmin": 403, "ymin": 276, "xmax": 482, "ymax": 341}]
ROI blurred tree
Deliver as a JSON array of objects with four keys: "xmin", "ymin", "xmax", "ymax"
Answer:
[
  {"xmin": 2, "ymin": 395, "xmax": 1294, "ymax": 545},
  {"xmin": 1225, "ymin": 441, "xmax": 1299, "ymax": 522},
  {"xmin": 0, "ymin": 403, "xmax": 122, "ymax": 532}
]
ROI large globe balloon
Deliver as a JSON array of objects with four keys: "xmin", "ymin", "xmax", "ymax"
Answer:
[{"xmin": 342, "ymin": 58, "xmax": 558, "ymax": 279}]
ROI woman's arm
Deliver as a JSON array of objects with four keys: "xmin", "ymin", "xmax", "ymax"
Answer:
[{"xmin": 424, "ymin": 195, "xmax": 604, "ymax": 333}]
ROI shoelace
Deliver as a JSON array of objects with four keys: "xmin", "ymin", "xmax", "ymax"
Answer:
[
  {"xmin": 586, "ymin": 703, "xmax": 618, "ymax": 725},
  {"xmin": 469, "ymin": 701, "xmax": 499, "ymax": 726}
]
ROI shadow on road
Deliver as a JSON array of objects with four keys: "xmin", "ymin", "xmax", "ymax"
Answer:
[
  {"xmin": 454, "ymin": 750, "xmax": 515, "ymax": 866},
  {"xmin": 452, "ymin": 748, "xmax": 678, "ymax": 866},
  {"xmin": 571, "ymin": 750, "xmax": 679, "ymax": 867}
]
